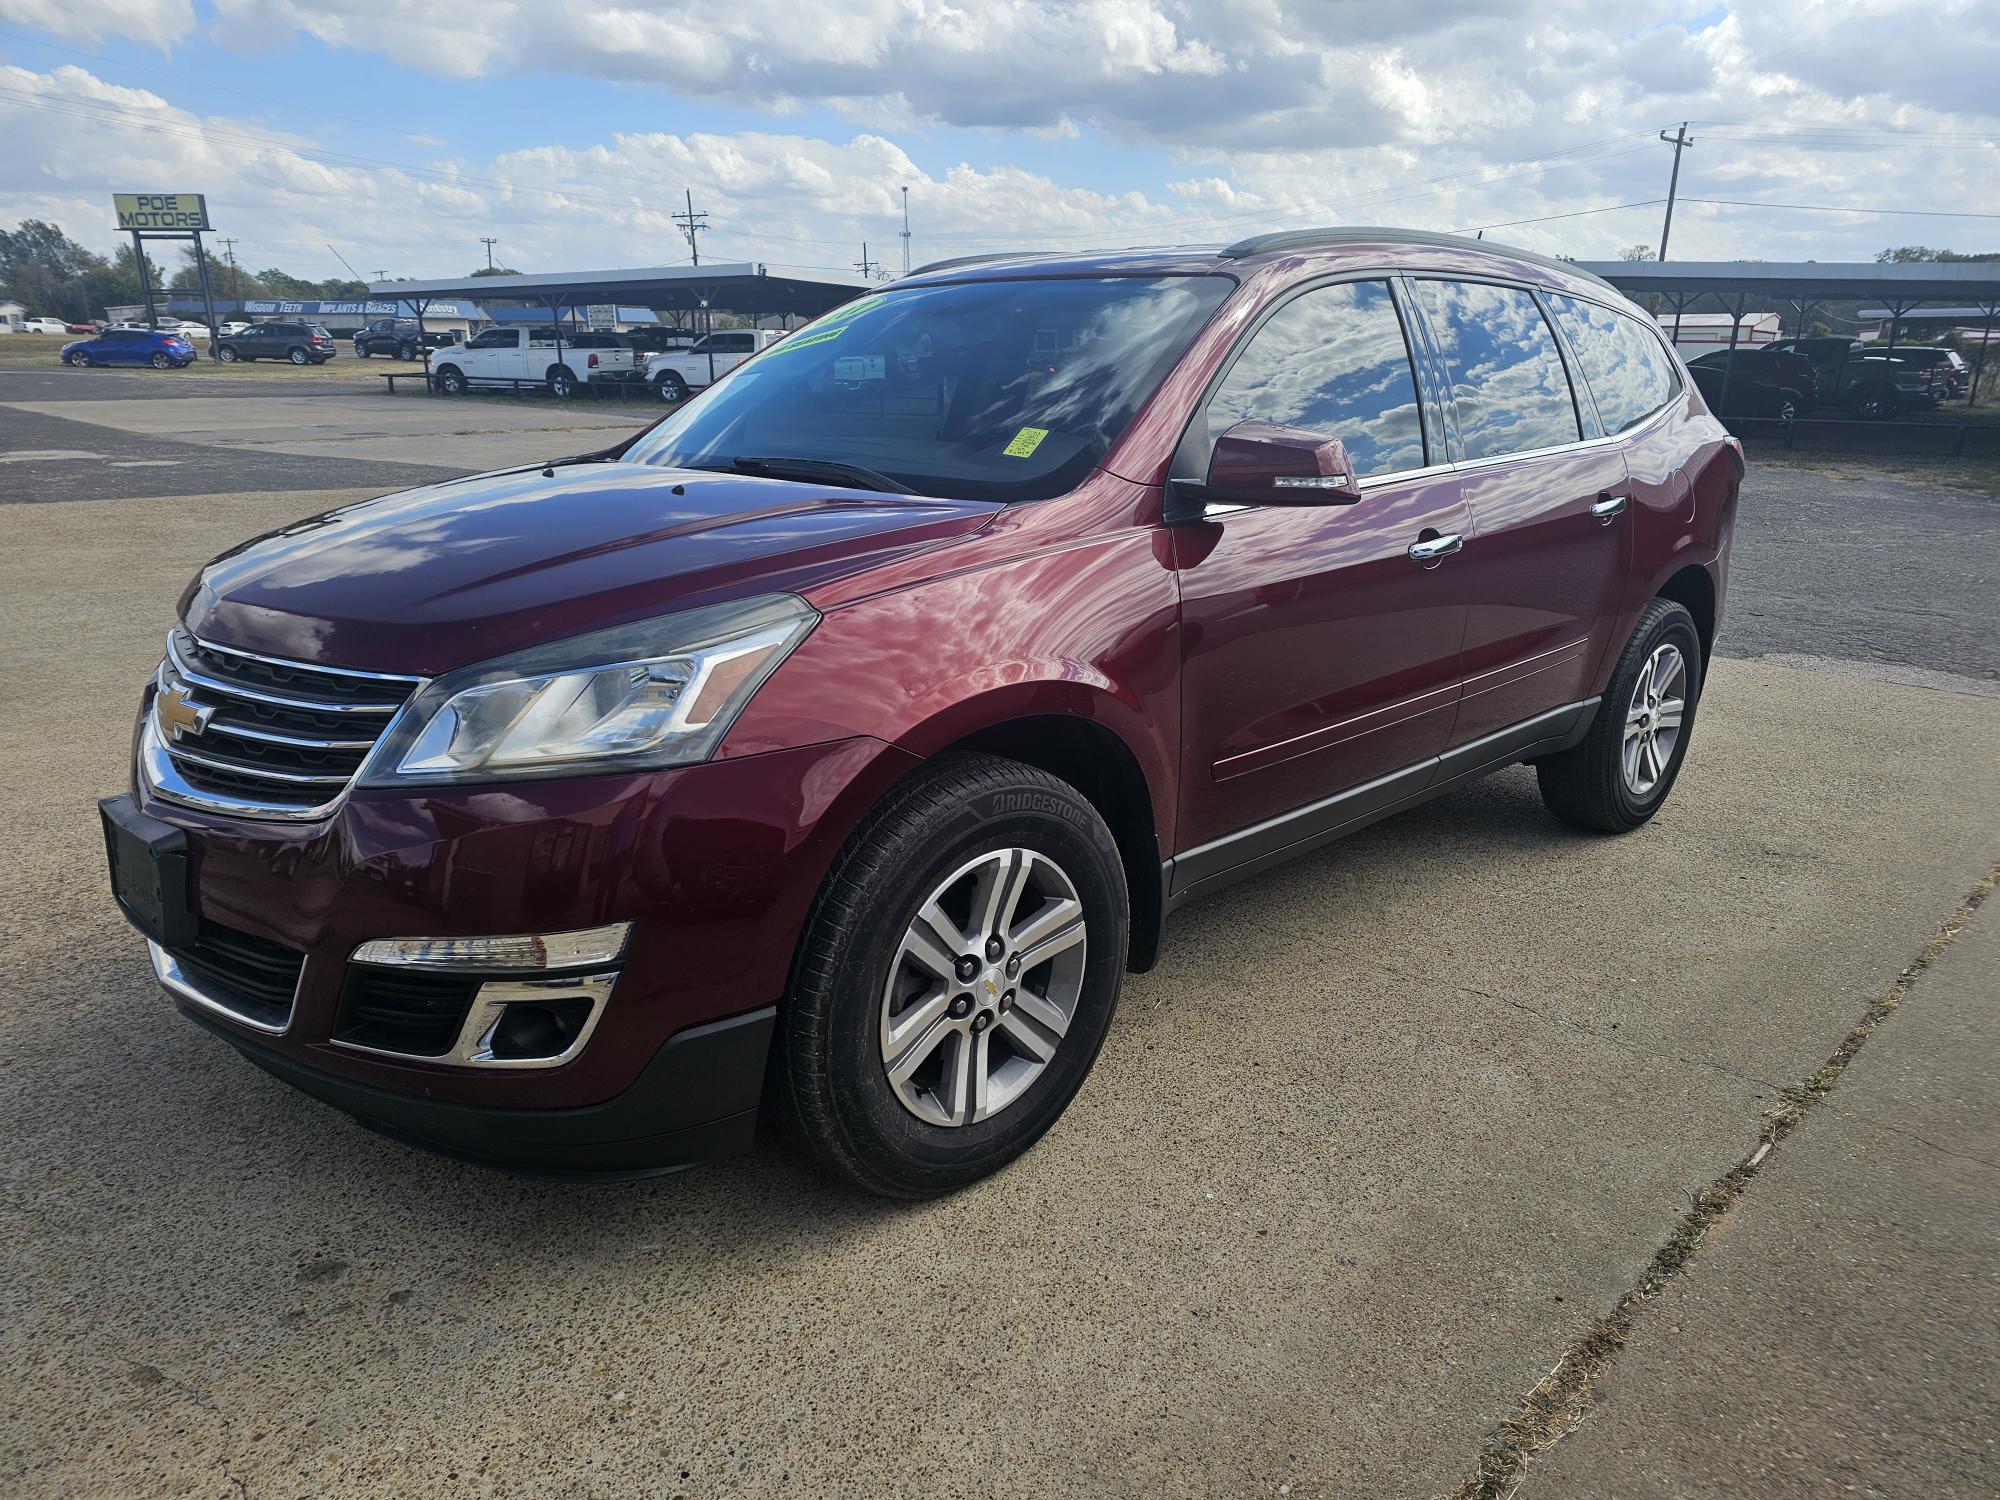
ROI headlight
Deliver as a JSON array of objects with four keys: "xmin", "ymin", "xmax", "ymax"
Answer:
[{"xmin": 358, "ymin": 593, "xmax": 816, "ymax": 787}]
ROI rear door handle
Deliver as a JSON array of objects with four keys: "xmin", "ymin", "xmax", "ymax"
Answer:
[
  {"xmin": 1591, "ymin": 493, "xmax": 1628, "ymax": 523},
  {"xmin": 1407, "ymin": 533, "xmax": 1463, "ymax": 563}
]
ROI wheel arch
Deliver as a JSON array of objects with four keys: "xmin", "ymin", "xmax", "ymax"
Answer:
[
  {"xmin": 924, "ymin": 713, "xmax": 1168, "ymax": 973},
  {"xmin": 1655, "ymin": 561, "xmax": 1717, "ymax": 664}
]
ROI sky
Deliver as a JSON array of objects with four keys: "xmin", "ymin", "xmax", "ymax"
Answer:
[{"xmin": 0, "ymin": 0, "xmax": 1995, "ymax": 287}]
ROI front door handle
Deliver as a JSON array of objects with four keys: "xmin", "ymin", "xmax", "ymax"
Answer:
[
  {"xmin": 1407, "ymin": 533, "xmax": 1463, "ymax": 564},
  {"xmin": 1591, "ymin": 493, "xmax": 1629, "ymax": 523}
]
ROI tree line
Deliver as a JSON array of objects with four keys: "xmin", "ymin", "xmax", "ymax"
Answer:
[{"xmin": 0, "ymin": 218, "xmax": 524, "ymax": 321}]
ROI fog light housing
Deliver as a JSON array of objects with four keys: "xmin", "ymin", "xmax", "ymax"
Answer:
[{"xmin": 489, "ymin": 998, "xmax": 595, "ymax": 1060}]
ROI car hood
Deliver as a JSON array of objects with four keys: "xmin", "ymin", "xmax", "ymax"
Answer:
[{"xmin": 185, "ymin": 460, "xmax": 1002, "ymax": 676}]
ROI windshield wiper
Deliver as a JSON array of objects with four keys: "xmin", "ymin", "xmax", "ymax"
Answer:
[{"xmin": 724, "ymin": 455, "xmax": 912, "ymax": 495}]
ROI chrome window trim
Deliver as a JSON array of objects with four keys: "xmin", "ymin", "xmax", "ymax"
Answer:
[
  {"xmin": 149, "ymin": 938, "xmax": 297, "ymax": 1036},
  {"xmin": 331, "ymin": 970, "xmax": 618, "ymax": 1070}
]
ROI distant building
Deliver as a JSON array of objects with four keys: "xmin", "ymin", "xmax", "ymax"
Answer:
[
  {"xmin": 481, "ymin": 305, "xmax": 662, "ymax": 332},
  {"xmin": 1855, "ymin": 307, "xmax": 1999, "ymax": 346},
  {"xmin": 0, "ymin": 300, "xmax": 26, "ymax": 331},
  {"xmin": 1652, "ymin": 311, "xmax": 1780, "ymax": 355},
  {"xmin": 159, "ymin": 297, "xmax": 484, "ymax": 335}
]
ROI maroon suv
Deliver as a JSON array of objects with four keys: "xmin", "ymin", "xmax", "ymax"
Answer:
[{"xmin": 102, "ymin": 229, "xmax": 1740, "ymax": 1196}]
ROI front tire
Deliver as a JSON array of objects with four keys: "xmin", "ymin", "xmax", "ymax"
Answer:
[
  {"xmin": 67, "ymin": 350, "xmax": 90, "ymax": 367},
  {"xmin": 216, "ymin": 346, "xmax": 238, "ymax": 363},
  {"xmin": 775, "ymin": 755, "xmax": 1129, "ymax": 1198},
  {"xmin": 655, "ymin": 370, "xmax": 689, "ymax": 404},
  {"xmin": 435, "ymin": 365, "xmax": 467, "ymax": 395},
  {"xmin": 1537, "ymin": 598, "xmax": 1703, "ymax": 833}
]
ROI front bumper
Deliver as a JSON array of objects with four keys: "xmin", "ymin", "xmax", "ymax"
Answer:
[
  {"xmin": 120, "ymin": 723, "xmax": 920, "ymax": 1168},
  {"xmin": 176, "ymin": 992, "xmax": 776, "ymax": 1179}
]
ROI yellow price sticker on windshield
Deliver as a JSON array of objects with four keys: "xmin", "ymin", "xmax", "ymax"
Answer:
[{"xmin": 1003, "ymin": 427, "xmax": 1049, "ymax": 458}]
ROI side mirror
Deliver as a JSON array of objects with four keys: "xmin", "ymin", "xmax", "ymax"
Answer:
[{"xmin": 1174, "ymin": 421, "xmax": 1363, "ymax": 514}]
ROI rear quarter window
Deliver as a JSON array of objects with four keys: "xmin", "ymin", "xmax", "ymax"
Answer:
[
  {"xmin": 1546, "ymin": 294, "xmax": 1681, "ymax": 436},
  {"xmin": 1412, "ymin": 279, "xmax": 1581, "ymax": 460}
]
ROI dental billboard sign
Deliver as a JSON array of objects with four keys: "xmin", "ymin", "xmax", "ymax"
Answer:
[{"xmin": 113, "ymin": 193, "xmax": 212, "ymax": 232}]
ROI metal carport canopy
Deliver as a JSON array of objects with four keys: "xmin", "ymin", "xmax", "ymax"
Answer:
[
  {"xmin": 368, "ymin": 262, "xmax": 871, "ymax": 319},
  {"xmin": 1575, "ymin": 260, "xmax": 2000, "ymax": 304}
]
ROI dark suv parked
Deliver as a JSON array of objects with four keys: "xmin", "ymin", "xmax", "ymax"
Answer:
[
  {"xmin": 102, "ymin": 228, "xmax": 1739, "ymax": 1196},
  {"xmin": 215, "ymin": 321, "xmax": 338, "ymax": 365}
]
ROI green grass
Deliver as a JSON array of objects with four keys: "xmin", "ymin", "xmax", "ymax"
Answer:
[{"xmin": 1747, "ymin": 443, "xmax": 2000, "ymax": 500}]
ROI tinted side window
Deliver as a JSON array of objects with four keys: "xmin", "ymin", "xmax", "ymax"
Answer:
[
  {"xmin": 1412, "ymin": 280, "xmax": 1580, "ymax": 460},
  {"xmin": 1205, "ymin": 279, "xmax": 1426, "ymax": 479},
  {"xmin": 1547, "ymin": 294, "xmax": 1680, "ymax": 435}
]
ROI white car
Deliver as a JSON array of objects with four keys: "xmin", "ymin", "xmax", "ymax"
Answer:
[
  {"xmin": 162, "ymin": 320, "xmax": 211, "ymax": 340},
  {"xmin": 643, "ymin": 329, "xmax": 787, "ymax": 402},
  {"xmin": 428, "ymin": 327, "xmax": 639, "ymax": 398},
  {"xmin": 21, "ymin": 316, "xmax": 70, "ymax": 335},
  {"xmin": 220, "ymin": 321, "xmax": 252, "ymax": 337}
]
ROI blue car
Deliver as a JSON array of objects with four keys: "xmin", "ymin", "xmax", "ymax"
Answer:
[{"xmin": 61, "ymin": 327, "xmax": 197, "ymax": 370}]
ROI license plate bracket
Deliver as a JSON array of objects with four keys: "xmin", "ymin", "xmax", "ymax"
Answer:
[{"xmin": 100, "ymin": 795, "xmax": 196, "ymax": 949}]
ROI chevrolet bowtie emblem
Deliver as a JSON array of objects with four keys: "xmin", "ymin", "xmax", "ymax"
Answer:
[
  {"xmin": 156, "ymin": 683, "xmax": 214, "ymax": 741},
  {"xmin": 983, "ymin": 978, "xmax": 999, "ymax": 998}
]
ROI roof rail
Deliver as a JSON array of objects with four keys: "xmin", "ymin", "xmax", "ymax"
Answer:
[
  {"xmin": 1220, "ymin": 226, "xmax": 1617, "ymax": 291},
  {"xmin": 905, "ymin": 251, "xmax": 1048, "ymax": 278}
]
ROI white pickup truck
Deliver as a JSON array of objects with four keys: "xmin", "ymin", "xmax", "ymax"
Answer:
[
  {"xmin": 643, "ymin": 329, "xmax": 787, "ymax": 403},
  {"xmin": 429, "ymin": 327, "xmax": 640, "ymax": 398}
]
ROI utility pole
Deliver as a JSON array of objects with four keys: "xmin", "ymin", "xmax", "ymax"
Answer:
[
  {"xmin": 219, "ymin": 237, "xmax": 241, "ymax": 301},
  {"xmin": 1657, "ymin": 122, "xmax": 1694, "ymax": 262},
  {"xmin": 900, "ymin": 185, "xmax": 912, "ymax": 275},
  {"xmin": 372, "ymin": 269, "xmax": 387, "ymax": 282},
  {"xmin": 672, "ymin": 191, "xmax": 709, "ymax": 266},
  {"xmin": 480, "ymin": 236, "xmax": 499, "ymax": 271},
  {"xmin": 855, "ymin": 242, "xmax": 882, "ymax": 280}
]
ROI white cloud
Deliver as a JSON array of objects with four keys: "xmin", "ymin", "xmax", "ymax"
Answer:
[{"xmin": 0, "ymin": 1, "xmax": 1995, "ymax": 285}]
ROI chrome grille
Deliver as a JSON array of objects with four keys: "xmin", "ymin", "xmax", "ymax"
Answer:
[{"xmin": 146, "ymin": 628, "xmax": 425, "ymax": 819}]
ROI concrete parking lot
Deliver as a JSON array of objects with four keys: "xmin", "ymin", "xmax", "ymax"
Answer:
[{"xmin": 2, "ymin": 370, "xmax": 1996, "ymax": 1498}]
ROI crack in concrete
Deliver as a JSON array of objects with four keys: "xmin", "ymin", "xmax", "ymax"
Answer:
[{"xmin": 1438, "ymin": 858, "xmax": 2000, "ymax": 1500}]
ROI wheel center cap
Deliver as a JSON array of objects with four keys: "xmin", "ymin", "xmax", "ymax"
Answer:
[{"xmin": 978, "ymin": 967, "xmax": 1004, "ymax": 1005}]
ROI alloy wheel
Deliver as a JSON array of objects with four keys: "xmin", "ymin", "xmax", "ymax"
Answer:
[
  {"xmin": 879, "ymin": 847, "xmax": 1087, "ymax": 1127},
  {"xmin": 1623, "ymin": 643, "xmax": 1686, "ymax": 798}
]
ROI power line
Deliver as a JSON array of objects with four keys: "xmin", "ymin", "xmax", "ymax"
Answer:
[
  {"xmin": 1451, "ymin": 199, "xmax": 1666, "ymax": 235},
  {"xmin": 1682, "ymin": 197, "xmax": 2000, "ymax": 220}
]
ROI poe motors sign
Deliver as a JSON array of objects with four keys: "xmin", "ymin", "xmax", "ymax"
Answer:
[{"xmin": 114, "ymin": 193, "xmax": 212, "ymax": 232}]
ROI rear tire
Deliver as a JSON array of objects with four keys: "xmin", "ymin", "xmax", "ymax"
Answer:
[
  {"xmin": 774, "ymin": 755, "xmax": 1129, "ymax": 1198},
  {"xmin": 1536, "ymin": 598, "xmax": 1703, "ymax": 833},
  {"xmin": 398, "ymin": 343, "xmax": 416, "ymax": 360},
  {"xmin": 150, "ymin": 352, "xmax": 172, "ymax": 369},
  {"xmin": 548, "ymin": 365, "xmax": 578, "ymax": 399}
]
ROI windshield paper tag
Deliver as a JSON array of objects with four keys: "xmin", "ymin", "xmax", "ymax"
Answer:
[{"xmin": 1002, "ymin": 427, "xmax": 1049, "ymax": 459}]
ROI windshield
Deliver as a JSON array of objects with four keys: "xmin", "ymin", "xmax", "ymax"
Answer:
[{"xmin": 621, "ymin": 275, "xmax": 1231, "ymax": 502}]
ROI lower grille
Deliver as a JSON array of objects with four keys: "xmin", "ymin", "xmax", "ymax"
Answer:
[
  {"xmin": 148, "ymin": 628, "xmax": 424, "ymax": 819},
  {"xmin": 336, "ymin": 968, "xmax": 483, "ymax": 1057},
  {"xmin": 166, "ymin": 922, "xmax": 306, "ymax": 1030}
]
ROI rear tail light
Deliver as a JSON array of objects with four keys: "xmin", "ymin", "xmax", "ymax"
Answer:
[
  {"xmin": 587, "ymin": 353, "xmax": 600, "ymax": 368},
  {"xmin": 311, "ymin": 335, "xmax": 327, "ymax": 344}
]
